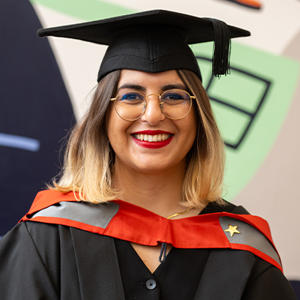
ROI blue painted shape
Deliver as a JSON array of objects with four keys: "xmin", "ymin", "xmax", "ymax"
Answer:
[{"xmin": 0, "ymin": 133, "xmax": 40, "ymax": 152}]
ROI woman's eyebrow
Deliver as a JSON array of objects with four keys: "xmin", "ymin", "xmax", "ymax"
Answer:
[
  {"xmin": 161, "ymin": 84, "xmax": 187, "ymax": 91},
  {"xmin": 117, "ymin": 84, "xmax": 146, "ymax": 92}
]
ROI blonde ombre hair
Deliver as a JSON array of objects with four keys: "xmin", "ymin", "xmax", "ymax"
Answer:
[{"xmin": 52, "ymin": 69, "xmax": 225, "ymax": 209}]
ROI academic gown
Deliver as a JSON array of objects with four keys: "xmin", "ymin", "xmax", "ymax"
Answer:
[{"xmin": 0, "ymin": 193, "xmax": 297, "ymax": 300}]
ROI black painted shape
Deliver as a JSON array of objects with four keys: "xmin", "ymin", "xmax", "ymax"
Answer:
[
  {"xmin": 196, "ymin": 55, "xmax": 271, "ymax": 149},
  {"xmin": 0, "ymin": 0, "xmax": 75, "ymax": 235},
  {"xmin": 290, "ymin": 281, "xmax": 300, "ymax": 300}
]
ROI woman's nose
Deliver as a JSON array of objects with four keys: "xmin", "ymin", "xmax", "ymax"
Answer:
[{"xmin": 140, "ymin": 95, "xmax": 165, "ymax": 125}]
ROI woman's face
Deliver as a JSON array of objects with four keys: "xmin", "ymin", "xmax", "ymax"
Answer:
[{"xmin": 106, "ymin": 69, "xmax": 197, "ymax": 173}]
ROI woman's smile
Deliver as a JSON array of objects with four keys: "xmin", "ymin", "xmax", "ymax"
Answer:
[{"xmin": 131, "ymin": 130, "xmax": 174, "ymax": 149}]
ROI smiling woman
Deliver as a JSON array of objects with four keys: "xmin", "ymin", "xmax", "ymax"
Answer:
[{"xmin": 0, "ymin": 9, "xmax": 296, "ymax": 300}]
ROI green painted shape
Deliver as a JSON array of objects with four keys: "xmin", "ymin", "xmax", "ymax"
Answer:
[
  {"xmin": 29, "ymin": 0, "xmax": 133, "ymax": 20},
  {"xmin": 192, "ymin": 42, "xmax": 300, "ymax": 200},
  {"xmin": 29, "ymin": 1, "xmax": 300, "ymax": 201},
  {"xmin": 211, "ymin": 101, "xmax": 250, "ymax": 145}
]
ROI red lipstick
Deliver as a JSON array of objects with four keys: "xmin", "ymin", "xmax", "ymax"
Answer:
[{"xmin": 131, "ymin": 130, "xmax": 173, "ymax": 149}]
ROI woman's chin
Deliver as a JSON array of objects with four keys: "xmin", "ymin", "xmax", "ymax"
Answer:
[
  {"xmin": 132, "ymin": 163, "xmax": 170, "ymax": 174},
  {"xmin": 127, "ymin": 155, "xmax": 184, "ymax": 175}
]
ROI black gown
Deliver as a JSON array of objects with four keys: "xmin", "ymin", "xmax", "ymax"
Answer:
[{"xmin": 0, "ymin": 201, "xmax": 296, "ymax": 300}]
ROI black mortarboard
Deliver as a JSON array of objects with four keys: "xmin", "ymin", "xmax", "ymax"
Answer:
[{"xmin": 38, "ymin": 10, "xmax": 250, "ymax": 82}]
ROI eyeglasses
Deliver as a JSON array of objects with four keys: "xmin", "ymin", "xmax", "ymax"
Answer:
[{"xmin": 110, "ymin": 89, "xmax": 196, "ymax": 121}]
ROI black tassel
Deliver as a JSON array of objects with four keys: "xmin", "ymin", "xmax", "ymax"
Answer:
[{"xmin": 204, "ymin": 18, "xmax": 231, "ymax": 76}]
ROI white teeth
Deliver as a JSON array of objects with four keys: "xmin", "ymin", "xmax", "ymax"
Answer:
[{"xmin": 133, "ymin": 134, "xmax": 171, "ymax": 142}]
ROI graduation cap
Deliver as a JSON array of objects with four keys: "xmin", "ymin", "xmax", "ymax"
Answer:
[{"xmin": 38, "ymin": 10, "xmax": 250, "ymax": 82}]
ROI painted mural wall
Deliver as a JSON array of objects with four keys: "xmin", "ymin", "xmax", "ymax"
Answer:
[{"xmin": 1, "ymin": 0, "xmax": 299, "ymax": 295}]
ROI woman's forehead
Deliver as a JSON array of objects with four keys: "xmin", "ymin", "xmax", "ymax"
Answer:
[{"xmin": 117, "ymin": 69, "xmax": 184, "ymax": 88}]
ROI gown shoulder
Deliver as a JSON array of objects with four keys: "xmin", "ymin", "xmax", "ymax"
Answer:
[{"xmin": 0, "ymin": 222, "xmax": 60, "ymax": 299}]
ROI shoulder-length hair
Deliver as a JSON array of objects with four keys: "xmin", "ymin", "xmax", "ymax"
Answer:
[{"xmin": 51, "ymin": 69, "xmax": 225, "ymax": 209}]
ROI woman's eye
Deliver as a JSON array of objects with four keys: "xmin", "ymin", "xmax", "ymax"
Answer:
[
  {"xmin": 163, "ymin": 93, "xmax": 183, "ymax": 100},
  {"xmin": 162, "ymin": 92, "xmax": 188, "ymax": 101},
  {"xmin": 120, "ymin": 93, "xmax": 143, "ymax": 101}
]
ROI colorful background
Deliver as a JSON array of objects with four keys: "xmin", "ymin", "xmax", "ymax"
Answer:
[{"xmin": 1, "ymin": 0, "xmax": 299, "ymax": 296}]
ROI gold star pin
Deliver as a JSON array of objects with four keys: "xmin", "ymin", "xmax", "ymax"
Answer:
[{"xmin": 224, "ymin": 225, "xmax": 240, "ymax": 237}]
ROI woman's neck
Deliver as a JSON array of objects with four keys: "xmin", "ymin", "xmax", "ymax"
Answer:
[{"xmin": 112, "ymin": 160, "xmax": 188, "ymax": 218}]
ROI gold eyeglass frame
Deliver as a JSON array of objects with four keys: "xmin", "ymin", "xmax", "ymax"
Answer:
[{"xmin": 110, "ymin": 89, "xmax": 196, "ymax": 121}]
